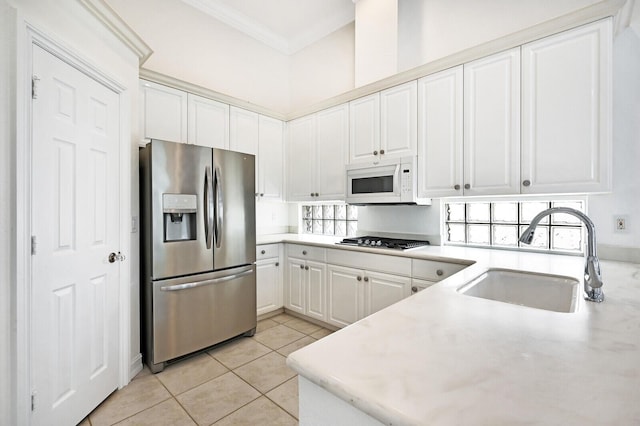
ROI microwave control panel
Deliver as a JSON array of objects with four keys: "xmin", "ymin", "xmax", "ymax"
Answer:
[{"xmin": 401, "ymin": 166, "xmax": 412, "ymax": 195}]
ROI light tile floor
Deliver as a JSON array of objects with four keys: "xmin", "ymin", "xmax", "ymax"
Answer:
[{"xmin": 80, "ymin": 313, "xmax": 333, "ymax": 426}]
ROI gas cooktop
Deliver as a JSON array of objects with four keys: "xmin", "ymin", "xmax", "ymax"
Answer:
[{"xmin": 336, "ymin": 236, "xmax": 430, "ymax": 250}]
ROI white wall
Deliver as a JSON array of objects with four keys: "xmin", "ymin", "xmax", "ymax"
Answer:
[
  {"xmin": 289, "ymin": 22, "xmax": 355, "ymax": 113},
  {"xmin": 588, "ymin": 27, "xmax": 640, "ymax": 251},
  {"xmin": 398, "ymin": 0, "xmax": 601, "ymax": 71},
  {"xmin": 1, "ymin": 2, "xmax": 16, "ymax": 424},
  {"xmin": 4, "ymin": 0, "xmax": 142, "ymax": 422},
  {"xmin": 107, "ymin": 0, "xmax": 291, "ymax": 114},
  {"xmin": 256, "ymin": 201, "xmax": 291, "ymax": 235}
]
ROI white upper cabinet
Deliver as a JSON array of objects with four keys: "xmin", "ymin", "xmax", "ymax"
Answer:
[
  {"xmin": 417, "ymin": 66, "xmax": 464, "ymax": 198},
  {"xmin": 187, "ymin": 93, "xmax": 229, "ymax": 149},
  {"xmin": 257, "ymin": 115, "xmax": 284, "ymax": 201},
  {"xmin": 349, "ymin": 81, "xmax": 417, "ymax": 164},
  {"xmin": 140, "ymin": 80, "xmax": 188, "ymax": 143},
  {"xmin": 230, "ymin": 106, "xmax": 259, "ymax": 155},
  {"xmin": 315, "ymin": 104, "xmax": 349, "ymax": 200},
  {"xmin": 380, "ymin": 81, "xmax": 417, "ymax": 159},
  {"xmin": 521, "ymin": 19, "xmax": 612, "ymax": 194},
  {"xmin": 287, "ymin": 104, "xmax": 348, "ymax": 202},
  {"xmin": 463, "ymin": 48, "xmax": 521, "ymax": 196}
]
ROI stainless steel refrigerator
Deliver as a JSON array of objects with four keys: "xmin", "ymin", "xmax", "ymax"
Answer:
[{"xmin": 139, "ymin": 139, "xmax": 256, "ymax": 373}]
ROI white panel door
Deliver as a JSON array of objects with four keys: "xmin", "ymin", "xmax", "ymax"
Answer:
[
  {"xmin": 327, "ymin": 265, "xmax": 361, "ymax": 328},
  {"xmin": 140, "ymin": 80, "xmax": 187, "ymax": 143},
  {"xmin": 380, "ymin": 81, "xmax": 417, "ymax": 159},
  {"xmin": 285, "ymin": 258, "xmax": 305, "ymax": 315},
  {"xmin": 349, "ymin": 93, "xmax": 380, "ymax": 164},
  {"xmin": 287, "ymin": 115, "xmax": 316, "ymax": 201},
  {"xmin": 257, "ymin": 115, "xmax": 284, "ymax": 201},
  {"xmin": 464, "ymin": 48, "xmax": 521, "ymax": 196},
  {"xmin": 305, "ymin": 261, "xmax": 326, "ymax": 322},
  {"xmin": 316, "ymin": 104, "xmax": 349, "ymax": 200},
  {"xmin": 31, "ymin": 45, "xmax": 120, "ymax": 426},
  {"xmin": 521, "ymin": 19, "xmax": 612, "ymax": 194},
  {"xmin": 187, "ymin": 93, "xmax": 229, "ymax": 149},
  {"xmin": 229, "ymin": 106, "xmax": 259, "ymax": 155},
  {"xmin": 364, "ymin": 271, "xmax": 411, "ymax": 317},
  {"xmin": 256, "ymin": 258, "xmax": 281, "ymax": 316},
  {"xmin": 417, "ymin": 66, "xmax": 464, "ymax": 198}
]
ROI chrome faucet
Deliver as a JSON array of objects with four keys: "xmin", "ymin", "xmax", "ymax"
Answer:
[{"xmin": 519, "ymin": 207, "xmax": 604, "ymax": 302}]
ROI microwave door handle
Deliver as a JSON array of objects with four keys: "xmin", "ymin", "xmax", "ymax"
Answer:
[
  {"xmin": 204, "ymin": 166, "xmax": 214, "ymax": 249},
  {"xmin": 214, "ymin": 166, "xmax": 223, "ymax": 249}
]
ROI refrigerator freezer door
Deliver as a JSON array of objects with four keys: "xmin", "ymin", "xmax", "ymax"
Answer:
[
  {"xmin": 213, "ymin": 149, "xmax": 256, "ymax": 269},
  {"xmin": 144, "ymin": 140, "xmax": 214, "ymax": 279},
  {"xmin": 150, "ymin": 265, "xmax": 257, "ymax": 367}
]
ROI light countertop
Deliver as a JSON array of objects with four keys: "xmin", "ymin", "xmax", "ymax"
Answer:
[{"xmin": 262, "ymin": 234, "xmax": 640, "ymax": 424}]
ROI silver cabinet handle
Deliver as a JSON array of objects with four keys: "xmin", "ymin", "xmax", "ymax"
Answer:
[
  {"xmin": 204, "ymin": 166, "xmax": 214, "ymax": 249},
  {"xmin": 454, "ymin": 184, "xmax": 461, "ymax": 190},
  {"xmin": 300, "ymin": 264, "xmax": 304, "ymax": 270},
  {"xmin": 305, "ymin": 266, "xmax": 309, "ymax": 270},
  {"xmin": 160, "ymin": 269, "xmax": 253, "ymax": 292},
  {"xmin": 436, "ymin": 269, "xmax": 444, "ymax": 276},
  {"xmin": 373, "ymin": 150, "xmax": 378, "ymax": 155},
  {"xmin": 380, "ymin": 149, "xmax": 385, "ymax": 154},
  {"xmin": 357, "ymin": 276, "xmax": 362, "ymax": 281},
  {"xmin": 261, "ymin": 250, "xmax": 266, "ymax": 254},
  {"xmin": 411, "ymin": 286, "xmax": 418, "ymax": 293},
  {"xmin": 310, "ymin": 192, "xmax": 314, "ymax": 197},
  {"xmin": 260, "ymin": 193, "xmax": 264, "ymax": 197},
  {"xmin": 363, "ymin": 277, "xmax": 369, "ymax": 282},
  {"xmin": 314, "ymin": 193, "xmax": 319, "ymax": 197},
  {"xmin": 214, "ymin": 166, "xmax": 224, "ymax": 249},
  {"xmin": 275, "ymin": 262, "xmax": 279, "ymax": 267},
  {"xmin": 464, "ymin": 184, "xmax": 470, "ymax": 190},
  {"xmin": 302, "ymin": 250, "xmax": 307, "ymax": 255},
  {"xmin": 523, "ymin": 180, "xmax": 531, "ymax": 187}
]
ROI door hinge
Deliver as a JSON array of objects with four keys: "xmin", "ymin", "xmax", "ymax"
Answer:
[
  {"xmin": 31, "ymin": 235, "xmax": 37, "ymax": 255},
  {"xmin": 31, "ymin": 75, "xmax": 40, "ymax": 100},
  {"xmin": 31, "ymin": 391, "xmax": 36, "ymax": 411}
]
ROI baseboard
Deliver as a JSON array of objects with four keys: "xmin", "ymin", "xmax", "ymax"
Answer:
[
  {"xmin": 129, "ymin": 353, "xmax": 143, "ymax": 381},
  {"xmin": 257, "ymin": 308, "xmax": 285, "ymax": 321}
]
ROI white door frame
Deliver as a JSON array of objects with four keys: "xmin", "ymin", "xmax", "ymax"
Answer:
[{"xmin": 15, "ymin": 22, "xmax": 132, "ymax": 425}]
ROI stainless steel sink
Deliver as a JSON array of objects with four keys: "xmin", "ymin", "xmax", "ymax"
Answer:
[{"xmin": 457, "ymin": 269, "xmax": 580, "ymax": 313}]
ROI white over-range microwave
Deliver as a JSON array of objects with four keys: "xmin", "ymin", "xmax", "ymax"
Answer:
[{"xmin": 345, "ymin": 156, "xmax": 430, "ymax": 205}]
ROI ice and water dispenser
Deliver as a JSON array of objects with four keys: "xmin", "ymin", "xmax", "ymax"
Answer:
[{"xmin": 162, "ymin": 193, "xmax": 197, "ymax": 242}]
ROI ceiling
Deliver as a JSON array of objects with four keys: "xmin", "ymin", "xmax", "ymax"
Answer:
[{"xmin": 180, "ymin": 0, "xmax": 355, "ymax": 55}]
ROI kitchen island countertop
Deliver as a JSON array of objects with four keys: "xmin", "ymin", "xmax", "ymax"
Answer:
[{"xmin": 261, "ymin": 234, "xmax": 640, "ymax": 424}]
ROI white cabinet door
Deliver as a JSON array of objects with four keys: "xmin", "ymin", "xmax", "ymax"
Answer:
[
  {"xmin": 364, "ymin": 271, "xmax": 411, "ymax": 316},
  {"xmin": 140, "ymin": 80, "xmax": 187, "ymax": 143},
  {"xmin": 287, "ymin": 115, "xmax": 316, "ymax": 201},
  {"xmin": 521, "ymin": 19, "xmax": 611, "ymax": 194},
  {"xmin": 464, "ymin": 48, "xmax": 521, "ymax": 196},
  {"xmin": 187, "ymin": 93, "xmax": 229, "ymax": 149},
  {"xmin": 230, "ymin": 106, "xmax": 259, "ymax": 155},
  {"xmin": 380, "ymin": 81, "xmax": 417, "ymax": 159},
  {"xmin": 256, "ymin": 257, "xmax": 281, "ymax": 316},
  {"xmin": 349, "ymin": 93, "xmax": 380, "ymax": 164},
  {"xmin": 305, "ymin": 260, "xmax": 326, "ymax": 321},
  {"xmin": 316, "ymin": 104, "xmax": 349, "ymax": 200},
  {"xmin": 327, "ymin": 265, "xmax": 361, "ymax": 328},
  {"xmin": 258, "ymin": 115, "xmax": 284, "ymax": 200},
  {"xmin": 285, "ymin": 257, "xmax": 305, "ymax": 315},
  {"xmin": 417, "ymin": 66, "xmax": 464, "ymax": 198}
]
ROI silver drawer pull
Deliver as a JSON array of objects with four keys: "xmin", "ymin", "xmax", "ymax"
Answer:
[
  {"xmin": 261, "ymin": 250, "xmax": 266, "ymax": 254},
  {"xmin": 160, "ymin": 269, "xmax": 253, "ymax": 292},
  {"xmin": 436, "ymin": 269, "xmax": 444, "ymax": 276}
]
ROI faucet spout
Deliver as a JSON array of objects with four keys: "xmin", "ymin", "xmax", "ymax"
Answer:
[{"xmin": 518, "ymin": 207, "xmax": 604, "ymax": 303}]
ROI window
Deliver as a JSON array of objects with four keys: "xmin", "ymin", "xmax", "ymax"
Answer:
[
  {"xmin": 301, "ymin": 204, "xmax": 358, "ymax": 236},
  {"xmin": 444, "ymin": 200, "xmax": 585, "ymax": 254}
]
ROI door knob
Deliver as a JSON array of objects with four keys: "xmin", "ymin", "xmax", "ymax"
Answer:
[{"xmin": 108, "ymin": 252, "xmax": 125, "ymax": 263}]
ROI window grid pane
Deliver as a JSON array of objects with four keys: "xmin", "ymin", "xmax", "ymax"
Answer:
[
  {"xmin": 445, "ymin": 200, "xmax": 584, "ymax": 254},
  {"xmin": 302, "ymin": 204, "xmax": 357, "ymax": 237}
]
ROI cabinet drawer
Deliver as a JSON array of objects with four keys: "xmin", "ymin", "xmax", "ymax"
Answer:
[
  {"xmin": 412, "ymin": 259, "xmax": 467, "ymax": 281},
  {"xmin": 257, "ymin": 244, "xmax": 279, "ymax": 260},
  {"xmin": 287, "ymin": 244, "xmax": 325, "ymax": 262},
  {"xmin": 326, "ymin": 249, "xmax": 411, "ymax": 277}
]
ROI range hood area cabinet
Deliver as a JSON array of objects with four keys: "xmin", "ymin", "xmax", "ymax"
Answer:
[
  {"xmin": 139, "ymin": 81, "xmax": 284, "ymax": 201},
  {"xmin": 349, "ymin": 80, "xmax": 418, "ymax": 165},
  {"xmin": 287, "ymin": 104, "xmax": 349, "ymax": 202},
  {"xmin": 417, "ymin": 18, "xmax": 611, "ymax": 198}
]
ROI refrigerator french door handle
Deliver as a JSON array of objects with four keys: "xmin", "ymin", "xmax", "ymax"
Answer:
[
  {"xmin": 159, "ymin": 269, "xmax": 253, "ymax": 292},
  {"xmin": 204, "ymin": 166, "xmax": 214, "ymax": 249},
  {"xmin": 214, "ymin": 166, "xmax": 224, "ymax": 249}
]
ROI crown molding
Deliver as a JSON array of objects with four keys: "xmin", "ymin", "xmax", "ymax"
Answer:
[
  {"xmin": 181, "ymin": 0, "xmax": 353, "ymax": 55},
  {"xmin": 77, "ymin": 0, "xmax": 153, "ymax": 65}
]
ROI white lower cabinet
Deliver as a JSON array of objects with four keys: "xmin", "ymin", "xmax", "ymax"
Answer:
[
  {"xmin": 327, "ymin": 265, "xmax": 410, "ymax": 328},
  {"xmin": 256, "ymin": 244, "xmax": 282, "ymax": 316},
  {"xmin": 284, "ymin": 245, "xmax": 327, "ymax": 322}
]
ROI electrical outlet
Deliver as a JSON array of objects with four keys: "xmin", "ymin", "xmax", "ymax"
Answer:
[{"xmin": 614, "ymin": 215, "xmax": 628, "ymax": 232}]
